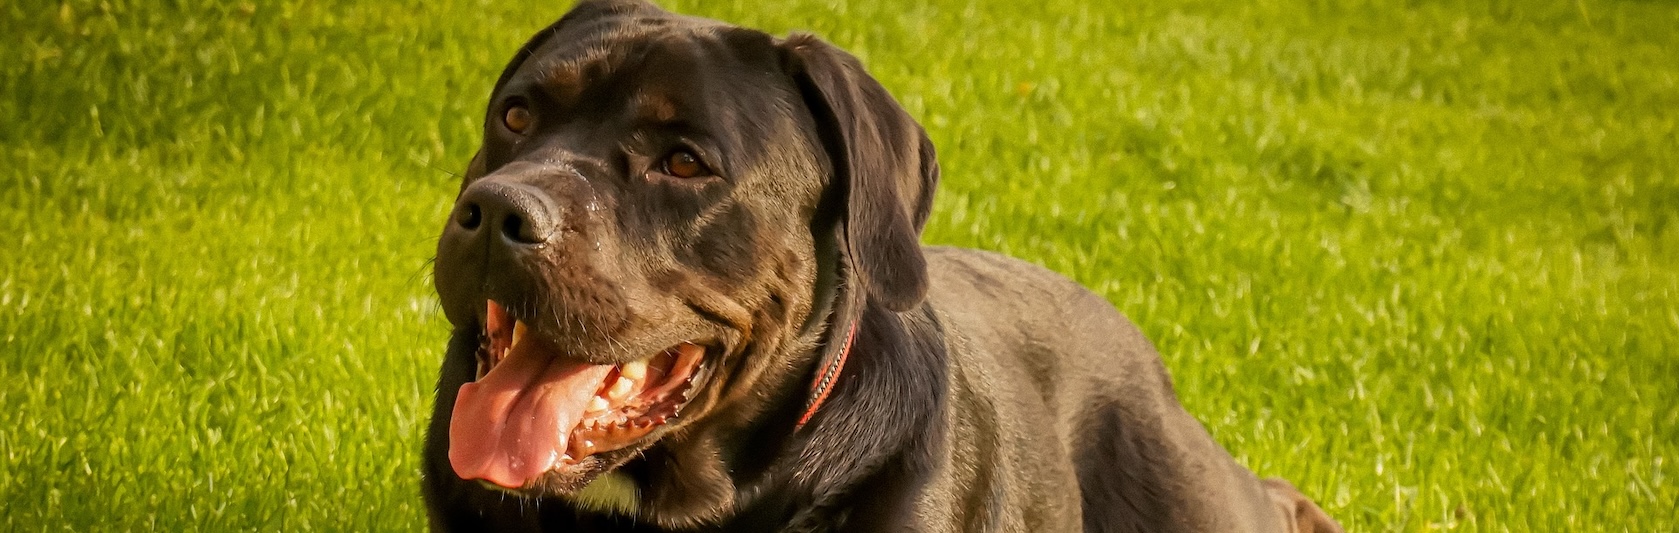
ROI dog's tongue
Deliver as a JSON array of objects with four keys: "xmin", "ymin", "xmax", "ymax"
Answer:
[{"xmin": 449, "ymin": 339, "xmax": 614, "ymax": 489}]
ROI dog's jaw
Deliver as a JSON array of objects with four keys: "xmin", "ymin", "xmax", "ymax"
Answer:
[{"xmin": 449, "ymin": 300, "xmax": 714, "ymax": 492}]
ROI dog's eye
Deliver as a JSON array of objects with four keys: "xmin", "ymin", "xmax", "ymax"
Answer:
[
  {"xmin": 662, "ymin": 150, "xmax": 711, "ymax": 179},
  {"xmin": 503, "ymin": 104, "xmax": 532, "ymax": 134}
]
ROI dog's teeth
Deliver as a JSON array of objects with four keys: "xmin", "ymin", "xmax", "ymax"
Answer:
[
  {"xmin": 587, "ymin": 396, "xmax": 610, "ymax": 412},
  {"xmin": 619, "ymin": 360, "xmax": 648, "ymax": 381},
  {"xmin": 511, "ymin": 320, "xmax": 526, "ymax": 348},
  {"xmin": 606, "ymin": 376, "xmax": 634, "ymax": 400}
]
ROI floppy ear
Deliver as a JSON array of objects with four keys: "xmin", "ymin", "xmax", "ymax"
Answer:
[{"xmin": 784, "ymin": 34, "xmax": 941, "ymax": 312}]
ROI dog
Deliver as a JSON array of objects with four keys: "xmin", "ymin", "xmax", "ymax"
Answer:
[{"xmin": 423, "ymin": 1, "xmax": 1343, "ymax": 531}]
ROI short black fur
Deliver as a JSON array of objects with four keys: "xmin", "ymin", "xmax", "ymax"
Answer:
[{"xmin": 423, "ymin": 2, "xmax": 1342, "ymax": 532}]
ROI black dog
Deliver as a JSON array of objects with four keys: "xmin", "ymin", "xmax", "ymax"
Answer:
[{"xmin": 424, "ymin": 1, "xmax": 1342, "ymax": 531}]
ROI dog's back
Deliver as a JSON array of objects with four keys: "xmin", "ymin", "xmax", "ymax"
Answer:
[{"xmin": 918, "ymin": 246, "xmax": 1327, "ymax": 532}]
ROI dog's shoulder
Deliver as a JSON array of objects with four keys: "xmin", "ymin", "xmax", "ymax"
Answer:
[
  {"xmin": 921, "ymin": 245, "xmax": 1157, "ymax": 367},
  {"xmin": 914, "ymin": 251, "xmax": 1295, "ymax": 533}
]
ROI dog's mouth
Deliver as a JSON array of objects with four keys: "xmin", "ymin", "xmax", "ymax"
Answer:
[{"xmin": 448, "ymin": 300, "xmax": 712, "ymax": 490}]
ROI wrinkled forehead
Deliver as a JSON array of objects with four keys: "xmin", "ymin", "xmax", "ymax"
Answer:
[{"xmin": 502, "ymin": 15, "xmax": 788, "ymax": 123}]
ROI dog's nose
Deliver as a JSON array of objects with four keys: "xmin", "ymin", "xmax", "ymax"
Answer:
[{"xmin": 452, "ymin": 180, "xmax": 560, "ymax": 246}]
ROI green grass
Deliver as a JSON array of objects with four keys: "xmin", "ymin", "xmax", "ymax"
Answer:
[{"xmin": 3, "ymin": 0, "xmax": 1675, "ymax": 530}]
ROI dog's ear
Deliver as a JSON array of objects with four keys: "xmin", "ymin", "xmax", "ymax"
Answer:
[{"xmin": 784, "ymin": 35, "xmax": 940, "ymax": 312}]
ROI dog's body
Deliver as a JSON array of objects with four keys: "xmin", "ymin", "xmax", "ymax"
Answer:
[
  {"xmin": 916, "ymin": 247, "xmax": 1292, "ymax": 532},
  {"xmin": 423, "ymin": 1, "xmax": 1341, "ymax": 531}
]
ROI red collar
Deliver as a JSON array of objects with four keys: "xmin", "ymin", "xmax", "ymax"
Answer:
[{"xmin": 796, "ymin": 323, "xmax": 857, "ymax": 428}]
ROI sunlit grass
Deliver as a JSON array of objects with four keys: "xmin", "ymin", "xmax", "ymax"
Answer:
[{"xmin": 3, "ymin": 0, "xmax": 1675, "ymax": 530}]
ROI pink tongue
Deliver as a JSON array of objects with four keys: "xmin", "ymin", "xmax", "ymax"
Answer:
[{"xmin": 449, "ymin": 340, "xmax": 614, "ymax": 489}]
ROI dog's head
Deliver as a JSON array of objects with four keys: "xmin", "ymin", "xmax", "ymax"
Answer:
[{"xmin": 431, "ymin": 0, "xmax": 937, "ymax": 505}]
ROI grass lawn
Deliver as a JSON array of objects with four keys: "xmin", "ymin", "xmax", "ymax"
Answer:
[{"xmin": 3, "ymin": 0, "xmax": 1675, "ymax": 530}]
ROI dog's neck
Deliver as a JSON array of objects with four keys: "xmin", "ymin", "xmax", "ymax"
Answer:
[
  {"xmin": 792, "ymin": 211, "xmax": 860, "ymax": 427},
  {"xmin": 797, "ymin": 322, "xmax": 856, "ymax": 427}
]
